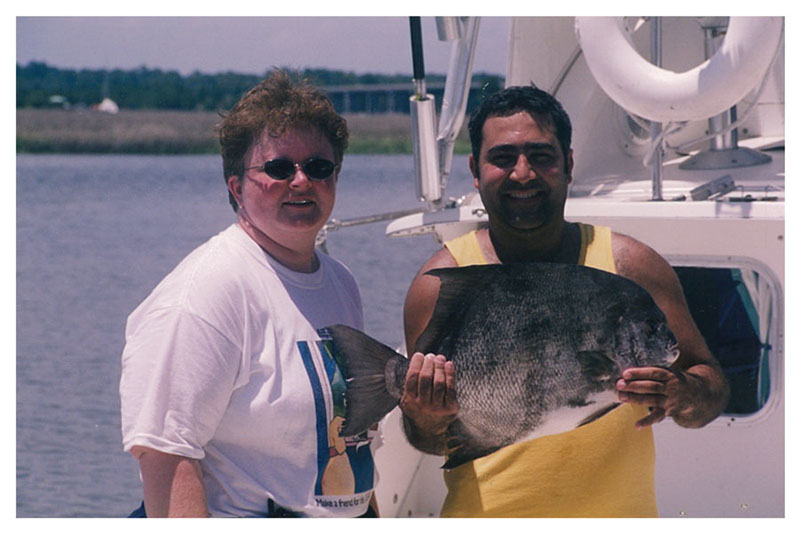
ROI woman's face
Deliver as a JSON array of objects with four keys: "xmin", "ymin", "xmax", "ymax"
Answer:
[{"xmin": 228, "ymin": 125, "xmax": 338, "ymax": 254}]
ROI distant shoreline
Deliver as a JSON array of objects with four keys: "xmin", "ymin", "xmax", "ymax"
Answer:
[{"xmin": 16, "ymin": 109, "xmax": 470, "ymax": 155}]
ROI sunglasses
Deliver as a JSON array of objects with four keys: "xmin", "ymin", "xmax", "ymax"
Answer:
[{"xmin": 245, "ymin": 158, "xmax": 338, "ymax": 181}]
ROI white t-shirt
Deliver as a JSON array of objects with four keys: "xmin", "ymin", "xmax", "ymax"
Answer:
[{"xmin": 120, "ymin": 224, "xmax": 377, "ymax": 517}]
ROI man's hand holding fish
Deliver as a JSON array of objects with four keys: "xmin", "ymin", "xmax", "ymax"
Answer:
[
  {"xmin": 399, "ymin": 353, "xmax": 458, "ymax": 455},
  {"xmin": 616, "ymin": 365, "xmax": 727, "ymax": 429}
]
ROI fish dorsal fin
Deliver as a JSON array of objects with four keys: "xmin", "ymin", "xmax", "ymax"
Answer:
[{"xmin": 415, "ymin": 266, "xmax": 494, "ymax": 354}]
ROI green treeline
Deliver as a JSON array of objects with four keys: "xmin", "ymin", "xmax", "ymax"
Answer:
[
  {"xmin": 17, "ymin": 62, "xmax": 500, "ymax": 154},
  {"xmin": 17, "ymin": 62, "xmax": 503, "ymax": 112}
]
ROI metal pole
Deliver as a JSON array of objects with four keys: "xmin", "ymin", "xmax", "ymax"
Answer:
[
  {"xmin": 650, "ymin": 17, "xmax": 664, "ymax": 201},
  {"xmin": 408, "ymin": 16, "xmax": 442, "ymax": 204},
  {"xmin": 409, "ymin": 17, "xmax": 427, "ymax": 99},
  {"xmin": 703, "ymin": 24, "xmax": 734, "ymax": 151}
]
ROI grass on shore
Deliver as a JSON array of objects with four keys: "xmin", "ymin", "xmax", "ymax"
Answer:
[{"xmin": 16, "ymin": 108, "xmax": 470, "ymax": 155}]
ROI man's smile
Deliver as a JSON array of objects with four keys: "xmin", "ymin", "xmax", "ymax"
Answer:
[{"xmin": 505, "ymin": 189, "xmax": 543, "ymax": 200}]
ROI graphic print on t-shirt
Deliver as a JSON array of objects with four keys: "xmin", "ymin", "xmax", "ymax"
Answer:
[{"xmin": 297, "ymin": 336, "xmax": 374, "ymax": 510}]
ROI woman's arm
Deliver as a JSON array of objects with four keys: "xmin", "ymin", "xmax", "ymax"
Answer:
[{"xmin": 133, "ymin": 446, "xmax": 209, "ymax": 517}]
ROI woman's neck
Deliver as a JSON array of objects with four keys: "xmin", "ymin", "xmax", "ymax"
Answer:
[{"xmin": 237, "ymin": 214, "xmax": 319, "ymax": 273}]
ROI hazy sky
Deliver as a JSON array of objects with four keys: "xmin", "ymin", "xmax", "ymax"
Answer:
[{"xmin": 16, "ymin": 16, "xmax": 511, "ymax": 77}]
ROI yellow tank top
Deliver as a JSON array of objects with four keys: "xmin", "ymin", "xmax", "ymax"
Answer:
[{"xmin": 439, "ymin": 224, "xmax": 657, "ymax": 517}]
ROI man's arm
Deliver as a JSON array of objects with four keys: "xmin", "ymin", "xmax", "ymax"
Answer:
[
  {"xmin": 401, "ymin": 249, "xmax": 459, "ymax": 454},
  {"xmin": 133, "ymin": 446, "xmax": 209, "ymax": 517},
  {"xmin": 612, "ymin": 233, "xmax": 730, "ymax": 428}
]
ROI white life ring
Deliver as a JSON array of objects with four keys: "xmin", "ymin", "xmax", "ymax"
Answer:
[{"xmin": 574, "ymin": 17, "xmax": 783, "ymax": 122}]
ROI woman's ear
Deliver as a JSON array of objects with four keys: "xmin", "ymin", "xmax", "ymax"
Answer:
[{"xmin": 227, "ymin": 175, "xmax": 243, "ymax": 207}]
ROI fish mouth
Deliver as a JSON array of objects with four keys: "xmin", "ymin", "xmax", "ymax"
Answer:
[{"xmin": 667, "ymin": 343, "xmax": 680, "ymax": 364}]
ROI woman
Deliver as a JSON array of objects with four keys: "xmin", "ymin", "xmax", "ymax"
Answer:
[{"xmin": 120, "ymin": 70, "xmax": 379, "ymax": 517}]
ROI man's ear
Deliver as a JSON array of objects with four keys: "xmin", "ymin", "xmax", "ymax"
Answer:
[
  {"xmin": 565, "ymin": 150, "xmax": 574, "ymax": 184},
  {"xmin": 469, "ymin": 154, "xmax": 480, "ymax": 189}
]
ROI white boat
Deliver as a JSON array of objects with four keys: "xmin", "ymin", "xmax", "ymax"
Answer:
[{"xmin": 327, "ymin": 16, "xmax": 785, "ymax": 517}]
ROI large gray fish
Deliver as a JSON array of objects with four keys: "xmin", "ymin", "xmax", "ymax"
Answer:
[{"xmin": 325, "ymin": 263, "xmax": 679, "ymax": 469}]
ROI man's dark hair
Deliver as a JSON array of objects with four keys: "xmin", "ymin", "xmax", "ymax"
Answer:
[{"xmin": 468, "ymin": 85, "xmax": 572, "ymax": 169}]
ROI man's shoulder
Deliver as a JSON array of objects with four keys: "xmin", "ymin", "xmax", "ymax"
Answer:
[
  {"xmin": 427, "ymin": 246, "xmax": 460, "ymax": 269},
  {"xmin": 611, "ymin": 231, "xmax": 662, "ymax": 263},
  {"xmin": 610, "ymin": 231, "xmax": 674, "ymax": 289},
  {"xmin": 415, "ymin": 246, "xmax": 460, "ymax": 280},
  {"xmin": 406, "ymin": 247, "xmax": 458, "ymax": 303}
]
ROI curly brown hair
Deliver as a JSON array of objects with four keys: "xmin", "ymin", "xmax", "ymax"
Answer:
[{"xmin": 217, "ymin": 69, "xmax": 349, "ymax": 211}]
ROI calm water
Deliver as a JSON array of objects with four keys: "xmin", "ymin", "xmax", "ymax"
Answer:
[{"xmin": 16, "ymin": 153, "xmax": 475, "ymax": 517}]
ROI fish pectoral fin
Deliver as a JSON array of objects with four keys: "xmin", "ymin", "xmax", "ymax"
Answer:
[
  {"xmin": 576, "ymin": 403, "xmax": 621, "ymax": 428},
  {"xmin": 576, "ymin": 350, "xmax": 617, "ymax": 383}
]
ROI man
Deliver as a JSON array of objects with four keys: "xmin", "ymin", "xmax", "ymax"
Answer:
[{"xmin": 400, "ymin": 85, "xmax": 729, "ymax": 517}]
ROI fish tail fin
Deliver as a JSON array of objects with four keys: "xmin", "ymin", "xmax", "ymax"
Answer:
[{"xmin": 324, "ymin": 325, "xmax": 408, "ymax": 437}]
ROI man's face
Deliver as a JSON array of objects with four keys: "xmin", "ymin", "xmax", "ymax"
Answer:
[{"xmin": 470, "ymin": 112, "xmax": 573, "ymax": 232}]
